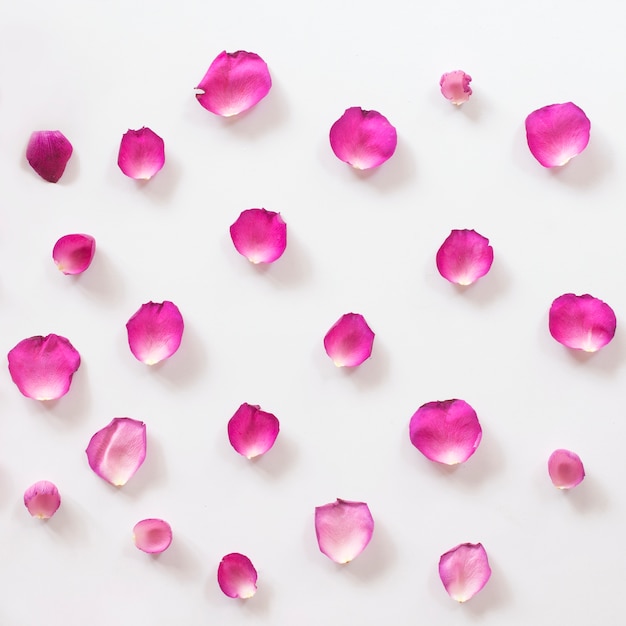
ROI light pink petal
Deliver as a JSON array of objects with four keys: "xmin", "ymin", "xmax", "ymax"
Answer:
[
  {"xmin": 24, "ymin": 480, "xmax": 61, "ymax": 519},
  {"xmin": 133, "ymin": 518, "xmax": 172, "ymax": 553},
  {"xmin": 195, "ymin": 50, "xmax": 272, "ymax": 117},
  {"xmin": 525, "ymin": 102, "xmax": 591, "ymax": 167},
  {"xmin": 8, "ymin": 334, "xmax": 81, "ymax": 401},
  {"xmin": 439, "ymin": 542, "xmax": 491, "ymax": 602},
  {"xmin": 228, "ymin": 403, "xmax": 280, "ymax": 459},
  {"xmin": 86, "ymin": 417, "xmax": 147, "ymax": 486},
  {"xmin": 324, "ymin": 313, "xmax": 375, "ymax": 367},
  {"xmin": 218, "ymin": 553, "xmax": 258, "ymax": 598},
  {"xmin": 549, "ymin": 293, "xmax": 616, "ymax": 352},
  {"xmin": 26, "ymin": 130, "xmax": 73, "ymax": 182},
  {"xmin": 126, "ymin": 301, "xmax": 184, "ymax": 365},
  {"xmin": 329, "ymin": 107, "xmax": 397, "ymax": 170},
  {"xmin": 548, "ymin": 449, "xmax": 585, "ymax": 489},
  {"xmin": 436, "ymin": 229, "xmax": 493, "ymax": 285},
  {"xmin": 314, "ymin": 499, "xmax": 374, "ymax": 564},
  {"xmin": 117, "ymin": 127, "xmax": 165, "ymax": 180},
  {"xmin": 52, "ymin": 234, "xmax": 96, "ymax": 275},
  {"xmin": 440, "ymin": 70, "xmax": 472, "ymax": 105},
  {"xmin": 230, "ymin": 208, "xmax": 287, "ymax": 264},
  {"xmin": 409, "ymin": 399, "xmax": 482, "ymax": 465}
]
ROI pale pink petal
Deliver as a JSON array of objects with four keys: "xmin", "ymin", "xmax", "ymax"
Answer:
[
  {"xmin": 133, "ymin": 518, "xmax": 172, "ymax": 553},
  {"xmin": 409, "ymin": 399, "xmax": 482, "ymax": 465},
  {"xmin": 314, "ymin": 499, "xmax": 374, "ymax": 564},
  {"xmin": 52, "ymin": 234, "xmax": 96, "ymax": 275},
  {"xmin": 218, "ymin": 553, "xmax": 258, "ymax": 598},
  {"xmin": 439, "ymin": 542, "xmax": 491, "ymax": 602},
  {"xmin": 329, "ymin": 107, "xmax": 397, "ymax": 170},
  {"xmin": 525, "ymin": 102, "xmax": 591, "ymax": 167},
  {"xmin": 440, "ymin": 71, "xmax": 472, "ymax": 105},
  {"xmin": 436, "ymin": 229, "xmax": 493, "ymax": 285},
  {"xmin": 228, "ymin": 403, "xmax": 280, "ymax": 459},
  {"xmin": 230, "ymin": 208, "xmax": 287, "ymax": 264},
  {"xmin": 86, "ymin": 417, "xmax": 146, "ymax": 486},
  {"xmin": 8, "ymin": 334, "xmax": 81, "ymax": 401},
  {"xmin": 117, "ymin": 127, "xmax": 165, "ymax": 180},
  {"xmin": 549, "ymin": 293, "xmax": 616, "ymax": 352},
  {"xmin": 195, "ymin": 50, "xmax": 271, "ymax": 117},
  {"xmin": 26, "ymin": 130, "xmax": 73, "ymax": 182},
  {"xmin": 324, "ymin": 313, "xmax": 375, "ymax": 367},
  {"xmin": 24, "ymin": 481, "xmax": 61, "ymax": 519},
  {"xmin": 548, "ymin": 449, "xmax": 585, "ymax": 489},
  {"xmin": 126, "ymin": 301, "xmax": 184, "ymax": 365}
]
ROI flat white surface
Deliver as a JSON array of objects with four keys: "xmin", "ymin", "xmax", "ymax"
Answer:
[{"xmin": 1, "ymin": 1, "xmax": 624, "ymax": 624}]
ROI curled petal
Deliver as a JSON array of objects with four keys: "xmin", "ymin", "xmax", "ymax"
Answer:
[
  {"xmin": 133, "ymin": 518, "xmax": 173, "ymax": 553},
  {"xmin": 230, "ymin": 208, "xmax": 287, "ymax": 264},
  {"xmin": 439, "ymin": 542, "xmax": 491, "ymax": 602},
  {"xmin": 228, "ymin": 403, "xmax": 280, "ymax": 459},
  {"xmin": 26, "ymin": 130, "xmax": 73, "ymax": 182},
  {"xmin": 8, "ymin": 334, "xmax": 81, "ymax": 401},
  {"xmin": 440, "ymin": 71, "xmax": 472, "ymax": 105},
  {"xmin": 525, "ymin": 102, "xmax": 590, "ymax": 167},
  {"xmin": 329, "ymin": 107, "xmax": 397, "ymax": 170},
  {"xmin": 117, "ymin": 127, "xmax": 165, "ymax": 180},
  {"xmin": 548, "ymin": 449, "xmax": 585, "ymax": 489},
  {"xmin": 52, "ymin": 234, "xmax": 96, "ymax": 275},
  {"xmin": 549, "ymin": 293, "xmax": 616, "ymax": 352},
  {"xmin": 315, "ymin": 499, "xmax": 374, "ymax": 564},
  {"xmin": 195, "ymin": 50, "xmax": 271, "ymax": 117},
  {"xmin": 86, "ymin": 417, "xmax": 147, "ymax": 486},
  {"xmin": 436, "ymin": 229, "xmax": 493, "ymax": 285},
  {"xmin": 217, "ymin": 553, "xmax": 258, "ymax": 598},
  {"xmin": 324, "ymin": 313, "xmax": 375, "ymax": 367},
  {"xmin": 24, "ymin": 481, "xmax": 61, "ymax": 519}
]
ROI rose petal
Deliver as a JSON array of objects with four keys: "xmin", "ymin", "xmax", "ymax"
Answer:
[
  {"xmin": 26, "ymin": 130, "xmax": 73, "ymax": 182},
  {"xmin": 228, "ymin": 403, "xmax": 280, "ymax": 459},
  {"xmin": 549, "ymin": 293, "xmax": 616, "ymax": 352},
  {"xmin": 436, "ymin": 229, "xmax": 493, "ymax": 285},
  {"xmin": 230, "ymin": 208, "xmax": 287, "ymax": 264},
  {"xmin": 86, "ymin": 417, "xmax": 147, "ymax": 486},
  {"xmin": 126, "ymin": 301, "xmax": 184, "ymax": 365},
  {"xmin": 525, "ymin": 102, "xmax": 591, "ymax": 167},
  {"xmin": 439, "ymin": 542, "xmax": 491, "ymax": 602},
  {"xmin": 217, "ymin": 553, "xmax": 258, "ymax": 598},
  {"xmin": 409, "ymin": 399, "xmax": 482, "ymax": 465},
  {"xmin": 195, "ymin": 50, "xmax": 271, "ymax": 117},
  {"xmin": 314, "ymin": 499, "xmax": 374, "ymax": 564},
  {"xmin": 324, "ymin": 313, "xmax": 375, "ymax": 367},
  {"xmin": 52, "ymin": 234, "xmax": 96, "ymax": 275},
  {"xmin": 440, "ymin": 71, "xmax": 472, "ymax": 105},
  {"xmin": 133, "ymin": 518, "xmax": 172, "ymax": 553},
  {"xmin": 8, "ymin": 334, "xmax": 81, "ymax": 401},
  {"xmin": 117, "ymin": 127, "xmax": 165, "ymax": 180},
  {"xmin": 548, "ymin": 449, "xmax": 585, "ymax": 489},
  {"xmin": 329, "ymin": 107, "xmax": 397, "ymax": 170},
  {"xmin": 24, "ymin": 480, "xmax": 61, "ymax": 519}
]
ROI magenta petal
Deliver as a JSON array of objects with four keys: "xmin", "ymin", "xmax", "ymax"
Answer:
[
  {"xmin": 440, "ymin": 71, "xmax": 472, "ymax": 105},
  {"xmin": 86, "ymin": 417, "xmax": 147, "ymax": 486},
  {"xmin": 436, "ymin": 229, "xmax": 493, "ymax": 285},
  {"xmin": 24, "ymin": 481, "xmax": 61, "ymax": 519},
  {"xmin": 230, "ymin": 208, "xmax": 287, "ymax": 264},
  {"xmin": 8, "ymin": 334, "xmax": 80, "ymax": 401},
  {"xmin": 26, "ymin": 130, "xmax": 73, "ymax": 182},
  {"xmin": 126, "ymin": 301, "xmax": 184, "ymax": 365},
  {"xmin": 195, "ymin": 50, "xmax": 271, "ymax": 117},
  {"xmin": 117, "ymin": 127, "xmax": 165, "ymax": 180},
  {"xmin": 329, "ymin": 107, "xmax": 397, "ymax": 170},
  {"xmin": 549, "ymin": 293, "xmax": 616, "ymax": 352},
  {"xmin": 548, "ymin": 449, "xmax": 585, "ymax": 489},
  {"xmin": 133, "ymin": 518, "xmax": 172, "ymax": 553},
  {"xmin": 525, "ymin": 102, "xmax": 591, "ymax": 167},
  {"xmin": 228, "ymin": 403, "xmax": 280, "ymax": 459},
  {"xmin": 218, "ymin": 553, "xmax": 258, "ymax": 598},
  {"xmin": 52, "ymin": 234, "xmax": 96, "ymax": 275},
  {"xmin": 439, "ymin": 542, "xmax": 491, "ymax": 602},
  {"xmin": 324, "ymin": 313, "xmax": 375, "ymax": 367}
]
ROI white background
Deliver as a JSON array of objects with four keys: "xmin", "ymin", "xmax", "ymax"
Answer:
[{"xmin": 0, "ymin": 0, "xmax": 624, "ymax": 624}]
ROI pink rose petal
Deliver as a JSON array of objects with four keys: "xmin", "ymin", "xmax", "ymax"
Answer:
[
  {"xmin": 549, "ymin": 293, "xmax": 616, "ymax": 352},
  {"xmin": 230, "ymin": 208, "xmax": 287, "ymax": 264},
  {"xmin": 409, "ymin": 399, "xmax": 482, "ymax": 465},
  {"xmin": 525, "ymin": 102, "xmax": 591, "ymax": 167},
  {"xmin": 217, "ymin": 553, "xmax": 258, "ymax": 599},
  {"xmin": 195, "ymin": 50, "xmax": 272, "ymax": 117},
  {"xmin": 314, "ymin": 499, "xmax": 374, "ymax": 564},
  {"xmin": 26, "ymin": 130, "xmax": 73, "ymax": 183},
  {"xmin": 329, "ymin": 107, "xmax": 397, "ymax": 170},
  {"xmin": 439, "ymin": 542, "xmax": 491, "ymax": 602},
  {"xmin": 436, "ymin": 229, "xmax": 493, "ymax": 285},
  {"xmin": 52, "ymin": 234, "xmax": 96, "ymax": 275},
  {"xmin": 548, "ymin": 449, "xmax": 585, "ymax": 489},
  {"xmin": 24, "ymin": 480, "xmax": 61, "ymax": 519},
  {"xmin": 86, "ymin": 417, "xmax": 147, "ymax": 486},
  {"xmin": 440, "ymin": 71, "xmax": 472, "ymax": 105},
  {"xmin": 117, "ymin": 127, "xmax": 165, "ymax": 180},
  {"xmin": 133, "ymin": 518, "xmax": 172, "ymax": 553},
  {"xmin": 126, "ymin": 301, "xmax": 184, "ymax": 365},
  {"xmin": 8, "ymin": 334, "xmax": 81, "ymax": 401},
  {"xmin": 228, "ymin": 403, "xmax": 280, "ymax": 459},
  {"xmin": 324, "ymin": 313, "xmax": 375, "ymax": 367}
]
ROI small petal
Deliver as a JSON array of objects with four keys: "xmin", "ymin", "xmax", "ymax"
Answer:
[
  {"xmin": 24, "ymin": 481, "xmax": 61, "ymax": 519},
  {"xmin": 8, "ymin": 334, "xmax": 81, "ymax": 401},
  {"xmin": 133, "ymin": 518, "xmax": 173, "ymax": 553},
  {"xmin": 440, "ymin": 71, "xmax": 472, "ymax": 105},
  {"xmin": 525, "ymin": 102, "xmax": 591, "ymax": 167},
  {"xmin": 409, "ymin": 399, "xmax": 482, "ymax": 465},
  {"xmin": 195, "ymin": 50, "xmax": 272, "ymax": 117},
  {"xmin": 324, "ymin": 313, "xmax": 375, "ymax": 367},
  {"xmin": 218, "ymin": 553, "xmax": 258, "ymax": 598},
  {"xmin": 228, "ymin": 403, "xmax": 280, "ymax": 459},
  {"xmin": 117, "ymin": 127, "xmax": 165, "ymax": 180},
  {"xmin": 329, "ymin": 107, "xmax": 397, "ymax": 170},
  {"xmin": 436, "ymin": 229, "xmax": 493, "ymax": 285},
  {"xmin": 439, "ymin": 542, "xmax": 491, "ymax": 602},
  {"xmin": 230, "ymin": 208, "xmax": 287, "ymax": 264},
  {"xmin": 52, "ymin": 234, "xmax": 96, "ymax": 275},
  {"xmin": 548, "ymin": 449, "xmax": 585, "ymax": 489},
  {"xmin": 86, "ymin": 417, "xmax": 147, "ymax": 486},
  {"xmin": 126, "ymin": 301, "xmax": 184, "ymax": 365},
  {"xmin": 549, "ymin": 293, "xmax": 616, "ymax": 352},
  {"xmin": 26, "ymin": 130, "xmax": 73, "ymax": 182}
]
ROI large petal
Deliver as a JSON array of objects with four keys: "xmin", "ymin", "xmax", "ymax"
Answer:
[
  {"xmin": 436, "ymin": 229, "xmax": 493, "ymax": 285},
  {"xmin": 439, "ymin": 542, "xmax": 491, "ymax": 602},
  {"xmin": 228, "ymin": 403, "xmax": 280, "ymax": 459},
  {"xmin": 52, "ymin": 234, "xmax": 96, "ymax": 275},
  {"xmin": 323, "ymin": 313, "xmax": 375, "ymax": 367},
  {"xmin": 117, "ymin": 127, "xmax": 165, "ymax": 180},
  {"xmin": 24, "ymin": 480, "xmax": 61, "ymax": 519},
  {"xmin": 26, "ymin": 130, "xmax": 73, "ymax": 182},
  {"xmin": 230, "ymin": 208, "xmax": 287, "ymax": 264},
  {"xmin": 548, "ymin": 449, "xmax": 585, "ymax": 489},
  {"xmin": 217, "ymin": 553, "xmax": 258, "ymax": 598},
  {"xmin": 440, "ymin": 71, "xmax": 472, "ymax": 105},
  {"xmin": 133, "ymin": 518, "xmax": 173, "ymax": 553}
]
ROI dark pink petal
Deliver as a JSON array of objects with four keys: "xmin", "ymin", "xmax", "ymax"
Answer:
[
  {"xmin": 195, "ymin": 50, "xmax": 271, "ymax": 117},
  {"xmin": 549, "ymin": 293, "xmax": 616, "ymax": 352},
  {"xmin": 228, "ymin": 403, "xmax": 280, "ymax": 459},
  {"xmin": 409, "ymin": 399, "xmax": 482, "ymax": 465},
  {"xmin": 439, "ymin": 542, "xmax": 491, "ymax": 602},
  {"xmin": 440, "ymin": 71, "xmax": 472, "ymax": 105},
  {"xmin": 548, "ymin": 449, "xmax": 585, "ymax": 489},
  {"xmin": 133, "ymin": 518, "xmax": 172, "ymax": 553},
  {"xmin": 217, "ymin": 553, "xmax": 258, "ymax": 598},
  {"xmin": 26, "ymin": 130, "xmax": 73, "ymax": 182},
  {"xmin": 86, "ymin": 417, "xmax": 147, "ymax": 486},
  {"xmin": 230, "ymin": 208, "xmax": 287, "ymax": 264},
  {"xmin": 436, "ymin": 229, "xmax": 493, "ymax": 285},
  {"xmin": 8, "ymin": 334, "xmax": 81, "ymax": 401},
  {"xmin": 314, "ymin": 499, "xmax": 374, "ymax": 564},
  {"xmin": 52, "ymin": 234, "xmax": 96, "ymax": 275},
  {"xmin": 126, "ymin": 301, "xmax": 184, "ymax": 365},
  {"xmin": 24, "ymin": 481, "xmax": 61, "ymax": 519},
  {"xmin": 324, "ymin": 313, "xmax": 375, "ymax": 367},
  {"xmin": 117, "ymin": 127, "xmax": 165, "ymax": 180},
  {"xmin": 525, "ymin": 102, "xmax": 591, "ymax": 167},
  {"xmin": 329, "ymin": 107, "xmax": 397, "ymax": 170}
]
